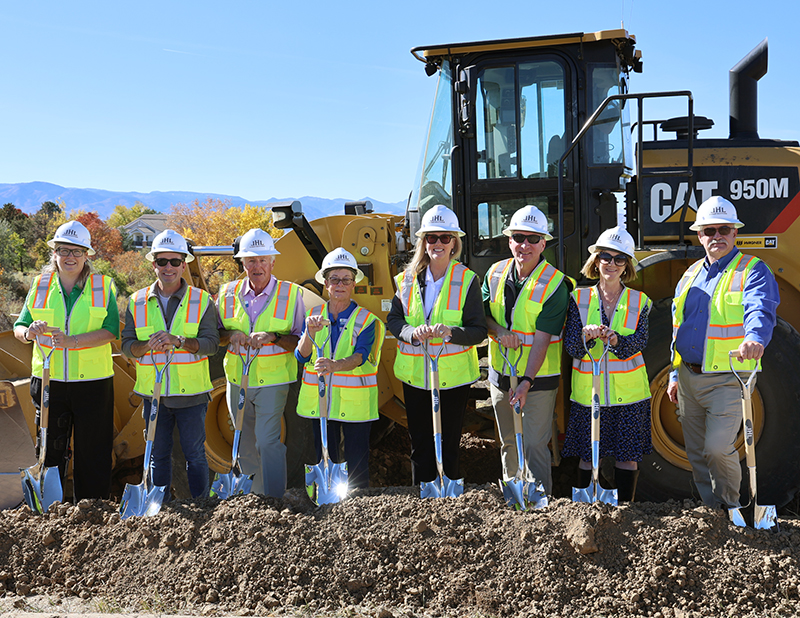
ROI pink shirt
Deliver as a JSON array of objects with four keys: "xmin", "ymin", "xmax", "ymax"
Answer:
[{"xmin": 223, "ymin": 275, "xmax": 305, "ymax": 336}]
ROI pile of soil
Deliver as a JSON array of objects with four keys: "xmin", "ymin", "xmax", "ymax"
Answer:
[{"xmin": 1, "ymin": 486, "xmax": 798, "ymax": 617}]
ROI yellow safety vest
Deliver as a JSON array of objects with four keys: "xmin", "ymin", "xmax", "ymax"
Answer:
[
  {"xmin": 486, "ymin": 258, "xmax": 566, "ymax": 379},
  {"xmin": 393, "ymin": 261, "xmax": 480, "ymax": 390},
  {"xmin": 570, "ymin": 286, "xmax": 652, "ymax": 406},
  {"xmin": 28, "ymin": 273, "xmax": 116, "ymax": 382},
  {"xmin": 218, "ymin": 278, "xmax": 302, "ymax": 387},
  {"xmin": 130, "ymin": 283, "xmax": 214, "ymax": 397},
  {"xmin": 297, "ymin": 303, "xmax": 385, "ymax": 422},
  {"xmin": 672, "ymin": 252, "xmax": 761, "ymax": 373}
]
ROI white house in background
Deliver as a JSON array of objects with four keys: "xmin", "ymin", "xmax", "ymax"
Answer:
[{"xmin": 120, "ymin": 214, "xmax": 169, "ymax": 249}]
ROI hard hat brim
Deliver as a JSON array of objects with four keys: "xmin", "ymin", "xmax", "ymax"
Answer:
[
  {"xmin": 588, "ymin": 243, "xmax": 639, "ymax": 268},
  {"xmin": 47, "ymin": 238, "xmax": 96, "ymax": 256},
  {"xmin": 234, "ymin": 248, "xmax": 280, "ymax": 259},
  {"xmin": 502, "ymin": 228, "xmax": 554, "ymax": 241},
  {"xmin": 315, "ymin": 267, "xmax": 365, "ymax": 285},
  {"xmin": 689, "ymin": 219, "xmax": 744, "ymax": 231},
  {"xmin": 146, "ymin": 250, "xmax": 195, "ymax": 263},
  {"xmin": 415, "ymin": 226, "xmax": 466, "ymax": 238}
]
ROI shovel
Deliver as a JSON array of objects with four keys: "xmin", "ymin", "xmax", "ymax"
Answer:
[
  {"xmin": 20, "ymin": 334, "xmax": 63, "ymax": 514},
  {"xmin": 728, "ymin": 350, "xmax": 778, "ymax": 530},
  {"xmin": 210, "ymin": 345, "xmax": 258, "ymax": 499},
  {"xmin": 120, "ymin": 349, "xmax": 172, "ymax": 519},
  {"xmin": 420, "ymin": 340, "xmax": 464, "ymax": 499},
  {"xmin": 497, "ymin": 346, "xmax": 547, "ymax": 510},
  {"xmin": 305, "ymin": 330, "xmax": 349, "ymax": 505},
  {"xmin": 572, "ymin": 335, "xmax": 618, "ymax": 506}
]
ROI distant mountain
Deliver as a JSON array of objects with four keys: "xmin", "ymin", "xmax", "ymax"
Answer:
[{"xmin": 0, "ymin": 182, "xmax": 406, "ymax": 221}]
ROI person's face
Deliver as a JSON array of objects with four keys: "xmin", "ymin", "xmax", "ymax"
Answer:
[
  {"xmin": 697, "ymin": 224, "xmax": 737, "ymax": 262},
  {"xmin": 152, "ymin": 252, "xmax": 186, "ymax": 288},
  {"xmin": 324, "ymin": 268, "xmax": 356, "ymax": 303},
  {"xmin": 242, "ymin": 256, "xmax": 274, "ymax": 290},
  {"xmin": 54, "ymin": 243, "xmax": 88, "ymax": 277},
  {"xmin": 424, "ymin": 233, "xmax": 456, "ymax": 264},
  {"xmin": 508, "ymin": 231, "xmax": 546, "ymax": 270},
  {"xmin": 595, "ymin": 250, "xmax": 628, "ymax": 285}
]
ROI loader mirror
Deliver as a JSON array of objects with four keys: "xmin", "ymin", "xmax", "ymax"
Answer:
[{"xmin": 270, "ymin": 200, "xmax": 303, "ymax": 230}]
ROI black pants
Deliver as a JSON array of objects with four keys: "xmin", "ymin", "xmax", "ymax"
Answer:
[
  {"xmin": 403, "ymin": 382, "xmax": 469, "ymax": 485},
  {"xmin": 30, "ymin": 376, "xmax": 114, "ymax": 500},
  {"xmin": 312, "ymin": 419, "xmax": 372, "ymax": 489}
]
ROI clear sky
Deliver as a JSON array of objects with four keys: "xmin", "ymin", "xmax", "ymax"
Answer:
[{"xmin": 2, "ymin": 1, "xmax": 797, "ymax": 205}]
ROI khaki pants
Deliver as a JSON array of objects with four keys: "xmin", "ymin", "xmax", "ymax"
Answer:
[
  {"xmin": 677, "ymin": 363, "xmax": 747, "ymax": 508},
  {"xmin": 491, "ymin": 384, "xmax": 557, "ymax": 495}
]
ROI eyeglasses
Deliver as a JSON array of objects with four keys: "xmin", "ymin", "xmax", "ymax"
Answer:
[
  {"xmin": 597, "ymin": 252, "xmax": 628, "ymax": 266},
  {"xmin": 327, "ymin": 276, "xmax": 354, "ymax": 286},
  {"xmin": 424, "ymin": 234, "xmax": 454, "ymax": 245},
  {"xmin": 511, "ymin": 233, "xmax": 543, "ymax": 245},
  {"xmin": 700, "ymin": 225, "xmax": 733, "ymax": 237},
  {"xmin": 55, "ymin": 248, "xmax": 86, "ymax": 258},
  {"xmin": 154, "ymin": 258, "xmax": 185, "ymax": 267}
]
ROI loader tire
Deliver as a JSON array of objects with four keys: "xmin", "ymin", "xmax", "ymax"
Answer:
[{"xmin": 639, "ymin": 298, "xmax": 800, "ymax": 508}]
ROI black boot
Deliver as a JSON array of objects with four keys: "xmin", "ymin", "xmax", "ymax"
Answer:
[
  {"xmin": 615, "ymin": 468, "xmax": 639, "ymax": 502},
  {"xmin": 578, "ymin": 467, "xmax": 592, "ymax": 488}
]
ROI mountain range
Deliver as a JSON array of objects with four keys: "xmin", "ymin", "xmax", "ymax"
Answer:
[{"xmin": 0, "ymin": 181, "xmax": 407, "ymax": 221}]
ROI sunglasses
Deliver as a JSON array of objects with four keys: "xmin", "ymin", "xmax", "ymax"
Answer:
[
  {"xmin": 511, "ymin": 233, "xmax": 543, "ymax": 245},
  {"xmin": 597, "ymin": 252, "xmax": 628, "ymax": 266},
  {"xmin": 327, "ymin": 276, "xmax": 354, "ymax": 286},
  {"xmin": 425, "ymin": 234, "xmax": 454, "ymax": 245},
  {"xmin": 700, "ymin": 225, "xmax": 733, "ymax": 237},
  {"xmin": 154, "ymin": 258, "xmax": 185, "ymax": 267},
  {"xmin": 55, "ymin": 248, "xmax": 86, "ymax": 258}
]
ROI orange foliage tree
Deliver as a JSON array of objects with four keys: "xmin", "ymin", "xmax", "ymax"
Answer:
[
  {"xmin": 75, "ymin": 212, "xmax": 123, "ymax": 262},
  {"xmin": 168, "ymin": 198, "xmax": 280, "ymax": 293}
]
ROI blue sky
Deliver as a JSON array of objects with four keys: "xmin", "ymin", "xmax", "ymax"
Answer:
[{"xmin": 1, "ymin": 1, "xmax": 797, "ymax": 205}]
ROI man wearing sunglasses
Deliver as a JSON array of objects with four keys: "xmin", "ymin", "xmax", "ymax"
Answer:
[
  {"xmin": 483, "ymin": 205, "xmax": 571, "ymax": 495},
  {"xmin": 667, "ymin": 196, "xmax": 779, "ymax": 511},
  {"xmin": 121, "ymin": 229, "xmax": 220, "ymax": 499}
]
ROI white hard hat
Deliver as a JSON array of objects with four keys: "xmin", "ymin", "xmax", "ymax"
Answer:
[
  {"xmin": 689, "ymin": 196, "xmax": 744, "ymax": 231},
  {"xmin": 234, "ymin": 228, "xmax": 280, "ymax": 258},
  {"xmin": 588, "ymin": 225, "xmax": 638, "ymax": 268},
  {"xmin": 146, "ymin": 229, "xmax": 195, "ymax": 262},
  {"xmin": 47, "ymin": 221, "xmax": 95, "ymax": 256},
  {"xmin": 415, "ymin": 204, "xmax": 465, "ymax": 237},
  {"xmin": 503, "ymin": 205, "xmax": 554, "ymax": 241},
  {"xmin": 315, "ymin": 247, "xmax": 365, "ymax": 284}
]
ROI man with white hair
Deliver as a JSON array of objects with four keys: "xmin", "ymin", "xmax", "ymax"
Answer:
[
  {"xmin": 217, "ymin": 228, "xmax": 305, "ymax": 498},
  {"xmin": 667, "ymin": 196, "xmax": 779, "ymax": 509}
]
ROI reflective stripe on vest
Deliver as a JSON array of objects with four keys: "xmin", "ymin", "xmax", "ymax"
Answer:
[
  {"xmin": 28, "ymin": 273, "xmax": 115, "ymax": 382},
  {"xmin": 672, "ymin": 253, "xmax": 760, "ymax": 373},
  {"xmin": 392, "ymin": 261, "xmax": 480, "ymax": 389},
  {"xmin": 219, "ymin": 279, "xmax": 300, "ymax": 387},
  {"xmin": 297, "ymin": 303, "xmax": 385, "ymax": 421},
  {"xmin": 570, "ymin": 286, "xmax": 651, "ymax": 406},
  {"xmin": 487, "ymin": 258, "xmax": 565, "ymax": 378}
]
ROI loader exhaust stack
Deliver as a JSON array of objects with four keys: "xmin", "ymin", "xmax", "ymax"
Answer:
[{"xmin": 729, "ymin": 38, "xmax": 768, "ymax": 140}]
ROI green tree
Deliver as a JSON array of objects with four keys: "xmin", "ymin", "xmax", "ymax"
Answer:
[
  {"xmin": 30, "ymin": 200, "xmax": 66, "ymax": 268},
  {"xmin": 0, "ymin": 220, "xmax": 27, "ymax": 272},
  {"xmin": 107, "ymin": 202, "xmax": 159, "ymax": 228}
]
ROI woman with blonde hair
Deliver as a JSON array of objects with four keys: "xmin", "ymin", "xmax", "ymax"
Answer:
[
  {"xmin": 387, "ymin": 205, "xmax": 487, "ymax": 487},
  {"xmin": 561, "ymin": 225, "xmax": 652, "ymax": 501}
]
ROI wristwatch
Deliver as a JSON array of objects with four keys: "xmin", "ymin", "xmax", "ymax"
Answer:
[
  {"xmin": 272, "ymin": 333, "xmax": 282, "ymax": 344},
  {"xmin": 519, "ymin": 376, "xmax": 534, "ymax": 390},
  {"xmin": 176, "ymin": 336, "xmax": 186, "ymax": 349}
]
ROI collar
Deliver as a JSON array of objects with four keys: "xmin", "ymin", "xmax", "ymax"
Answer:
[
  {"xmin": 149, "ymin": 278, "xmax": 187, "ymax": 300},
  {"xmin": 242, "ymin": 275, "xmax": 276, "ymax": 298},
  {"xmin": 704, "ymin": 247, "xmax": 740, "ymax": 274}
]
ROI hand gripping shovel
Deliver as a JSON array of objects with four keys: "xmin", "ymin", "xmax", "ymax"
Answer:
[
  {"xmin": 305, "ymin": 331, "xmax": 349, "ymax": 505},
  {"xmin": 572, "ymin": 336, "xmax": 618, "ymax": 506},
  {"xmin": 497, "ymin": 346, "xmax": 547, "ymax": 511},
  {"xmin": 420, "ymin": 340, "xmax": 464, "ymax": 499},
  {"xmin": 20, "ymin": 334, "xmax": 63, "ymax": 513},
  {"xmin": 120, "ymin": 349, "xmax": 172, "ymax": 519},
  {"xmin": 210, "ymin": 345, "xmax": 257, "ymax": 499},
  {"xmin": 728, "ymin": 351, "xmax": 778, "ymax": 530}
]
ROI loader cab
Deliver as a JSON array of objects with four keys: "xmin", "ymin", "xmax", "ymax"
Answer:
[{"xmin": 408, "ymin": 30, "xmax": 638, "ymax": 278}]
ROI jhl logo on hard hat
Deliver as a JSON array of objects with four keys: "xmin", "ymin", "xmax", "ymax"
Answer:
[
  {"xmin": 430, "ymin": 215, "xmax": 445, "ymax": 223},
  {"xmin": 161, "ymin": 237, "xmax": 175, "ymax": 245},
  {"xmin": 335, "ymin": 252, "xmax": 349, "ymax": 261},
  {"xmin": 610, "ymin": 233, "xmax": 622, "ymax": 243},
  {"xmin": 63, "ymin": 228, "xmax": 78, "ymax": 238},
  {"xmin": 250, "ymin": 239, "xmax": 264, "ymax": 247},
  {"xmin": 523, "ymin": 215, "xmax": 538, "ymax": 223},
  {"xmin": 710, "ymin": 206, "xmax": 727, "ymax": 215}
]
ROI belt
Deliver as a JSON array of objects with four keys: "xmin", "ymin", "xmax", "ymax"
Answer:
[{"xmin": 684, "ymin": 362, "xmax": 703, "ymax": 374}]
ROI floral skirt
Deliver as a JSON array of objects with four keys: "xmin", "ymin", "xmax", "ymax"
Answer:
[{"xmin": 561, "ymin": 399, "xmax": 653, "ymax": 462}]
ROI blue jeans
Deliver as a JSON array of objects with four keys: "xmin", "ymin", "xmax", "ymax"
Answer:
[{"xmin": 143, "ymin": 399, "xmax": 209, "ymax": 499}]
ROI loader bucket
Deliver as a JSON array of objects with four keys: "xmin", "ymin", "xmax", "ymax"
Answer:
[{"xmin": 0, "ymin": 381, "xmax": 36, "ymax": 510}]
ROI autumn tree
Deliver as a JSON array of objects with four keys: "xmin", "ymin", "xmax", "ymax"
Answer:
[
  {"xmin": 168, "ymin": 198, "xmax": 280, "ymax": 293},
  {"xmin": 107, "ymin": 202, "xmax": 159, "ymax": 229},
  {"xmin": 75, "ymin": 212, "xmax": 123, "ymax": 262},
  {"xmin": 31, "ymin": 200, "xmax": 66, "ymax": 268}
]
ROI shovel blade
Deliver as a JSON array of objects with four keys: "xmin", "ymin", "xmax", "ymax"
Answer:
[
  {"xmin": 501, "ymin": 478, "xmax": 548, "ymax": 511},
  {"xmin": 572, "ymin": 482, "xmax": 618, "ymax": 506},
  {"xmin": 210, "ymin": 471, "xmax": 254, "ymax": 500},
  {"xmin": 20, "ymin": 465, "xmax": 62, "ymax": 514},
  {"xmin": 729, "ymin": 504, "xmax": 778, "ymax": 530},
  {"xmin": 119, "ymin": 481, "xmax": 166, "ymax": 520},
  {"xmin": 305, "ymin": 460, "xmax": 349, "ymax": 506},
  {"xmin": 420, "ymin": 474, "xmax": 464, "ymax": 499}
]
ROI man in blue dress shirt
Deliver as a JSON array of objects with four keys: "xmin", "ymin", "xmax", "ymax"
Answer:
[{"xmin": 666, "ymin": 196, "xmax": 780, "ymax": 509}]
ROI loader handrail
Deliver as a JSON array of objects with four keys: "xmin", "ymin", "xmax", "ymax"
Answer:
[{"xmin": 556, "ymin": 91, "xmax": 695, "ymax": 272}]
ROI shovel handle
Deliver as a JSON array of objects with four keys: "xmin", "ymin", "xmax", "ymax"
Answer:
[
  {"xmin": 144, "ymin": 349, "xmax": 174, "ymax": 442},
  {"xmin": 729, "ymin": 351, "xmax": 758, "ymax": 470}
]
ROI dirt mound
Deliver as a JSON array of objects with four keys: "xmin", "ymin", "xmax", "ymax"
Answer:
[{"xmin": 1, "ymin": 487, "xmax": 798, "ymax": 618}]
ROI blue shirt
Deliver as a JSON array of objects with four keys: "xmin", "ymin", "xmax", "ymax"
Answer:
[
  {"xmin": 670, "ymin": 248, "xmax": 780, "ymax": 381},
  {"xmin": 295, "ymin": 300, "xmax": 376, "ymax": 366}
]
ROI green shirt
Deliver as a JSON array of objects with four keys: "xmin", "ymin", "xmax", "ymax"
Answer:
[{"xmin": 15, "ymin": 275, "xmax": 120, "ymax": 337}]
